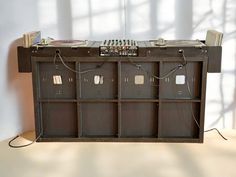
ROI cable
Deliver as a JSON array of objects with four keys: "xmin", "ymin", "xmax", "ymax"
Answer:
[
  {"xmin": 8, "ymin": 132, "xmax": 42, "ymax": 148},
  {"xmin": 153, "ymin": 65, "xmax": 182, "ymax": 80},
  {"xmin": 204, "ymin": 128, "xmax": 228, "ymax": 140},
  {"xmin": 183, "ymin": 57, "xmax": 201, "ymax": 129},
  {"xmin": 128, "ymin": 49, "xmax": 227, "ymax": 141},
  {"xmin": 128, "ymin": 51, "xmax": 203, "ymax": 131},
  {"xmin": 127, "ymin": 57, "xmax": 183, "ymax": 80},
  {"xmin": 178, "ymin": 49, "xmax": 187, "ymax": 65},
  {"xmin": 181, "ymin": 50, "xmax": 227, "ymax": 141},
  {"xmin": 54, "ymin": 50, "xmax": 106, "ymax": 74},
  {"xmin": 127, "ymin": 50, "xmax": 202, "ymax": 128}
]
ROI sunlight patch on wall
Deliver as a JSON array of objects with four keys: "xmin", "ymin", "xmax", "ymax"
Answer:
[
  {"xmin": 71, "ymin": 0, "xmax": 90, "ymax": 39},
  {"xmin": 37, "ymin": 0, "xmax": 58, "ymax": 38},
  {"xmin": 91, "ymin": 0, "xmax": 121, "ymax": 37},
  {"xmin": 91, "ymin": 0, "xmax": 119, "ymax": 13},
  {"xmin": 71, "ymin": 0, "xmax": 122, "ymax": 39},
  {"xmin": 194, "ymin": 0, "xmax": 236, "ymax": 128},
  {"xmin": 73, "ymin": 19, "xmax": 90, "ymax": 39},
  {"xmin": 127, "ymin": 0, "xmax": 150, "ymax": 35},
  {"xmin": 71, "ymin": 0, "xmax": 89, "ymax": 18},
  {"xmin": 157, "ymin": 0, "xmax": 175, "ymax": 39},
  {"xmin": 192, "ymin": 0, "xmax": 224, "ymax": 39},
  {"xmin": 92, "ymin": 12, "xmax": 121, "ymax": 37}
]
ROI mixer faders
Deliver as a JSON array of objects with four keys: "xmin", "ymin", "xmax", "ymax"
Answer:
[{"xmin": 99, "ymin": 39, "xmax": 138, "ymax": 57}]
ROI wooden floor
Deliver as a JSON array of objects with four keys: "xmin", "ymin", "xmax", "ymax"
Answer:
[{"xmin": 0, "ymin": 130, "xmax": 236, "ymax": 177}]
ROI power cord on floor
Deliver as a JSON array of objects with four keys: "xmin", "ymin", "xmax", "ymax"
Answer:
[
  {"xmin": 8, "ymin": 132, "xmax": 42, "ymax": 148},
  {"xmin": 179, "ymin": 50, "xmax": 227, "ymax": 141},
  {"xmin": 204, "ymin": 128, "xmax": 228, "ymax": 140}
]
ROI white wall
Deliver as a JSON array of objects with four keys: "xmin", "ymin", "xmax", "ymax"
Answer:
[{"xmin": 0, "ymin": 0, "xmax": 235, "ymax": 140}]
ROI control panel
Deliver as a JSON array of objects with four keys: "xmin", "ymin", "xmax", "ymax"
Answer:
[{"xmin": 99, "ymin": 39, "xmax": 138, "ymax": 57}]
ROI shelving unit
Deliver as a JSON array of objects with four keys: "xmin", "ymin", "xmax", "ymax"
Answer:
[
  {"xmin": 16, "ymin": 40, "xmax": 222, "ymax": 143},
  {"xmin": 30, "ymin": 55, "xmax": 207, "ymax": 143}
]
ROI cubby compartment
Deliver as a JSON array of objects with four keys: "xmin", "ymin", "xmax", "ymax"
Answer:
[
  {"xmin": 121, "ymin": 62, "xmax": 159, "ymax": 99},
  {"xmin": 159, "ymin": 102, "xmax": 200, "ymax": 138},
  {"xmin": 31, "ymin": 51, "xmax": 207, "ymax": 142},
  {"xmin": 80, "ymin": 62, "xmax": 118, "ymax": 99},
  {"xmin": 121, "ymin": 103, "xmax": 158, "ymax": 137},
  {"xmin": 41, "ymin": 102, "xmax": 78, "ymax": 138},
  {"xmin": 159, "ymin": 62, "xmax": 202, "ymax": 99},
  {"xmin": 81, "ymin": 103, "xmax": 118, "ymax": 137},
  {"xmin": 38, "ymin": 62, "xmax": 76, "ymax": 99}
]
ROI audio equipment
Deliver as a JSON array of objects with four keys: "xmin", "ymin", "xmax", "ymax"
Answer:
[{"xmin": 99, "ymin": 39, "xmax": 138, "ymax": 56}]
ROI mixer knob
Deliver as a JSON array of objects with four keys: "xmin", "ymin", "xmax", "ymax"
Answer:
[{"xmin": 119, "ymin": 40, "xmax": 122, "ymax": 46}]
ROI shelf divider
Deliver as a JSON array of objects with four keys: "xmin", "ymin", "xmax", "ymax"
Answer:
[
  {"xmin": 38, "ymin": 99, "xmax": 77, "ymax": 102},
  {"xmin": 199, "ymin": 60, "xmax": 208, "ymax": 142},
  {"xmin": 120, "ymin": 99, "xmax": 159, "ymax": 102},
  {"xmin": 118, "ymin": 61, "xmax": 122, "ymax": 138},
  {"xmin": 157, "ymin": 61, "xmax": 162, "ymax": 138},
  {"xmin": 77, "ymin": 62, "xmax": 82, "ymax": 137},
  {"xmin": 78, "ymin": 99, "xmax": 118, "ymax": 102},
  {"xmin": 160, "ymin": 99, "xmax": 201, "ymax": 103}
]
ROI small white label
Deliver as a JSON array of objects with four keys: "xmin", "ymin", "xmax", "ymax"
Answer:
[
  {"xmin": 53, "ymin": 75, "xmax": 62, "ymax": 85},
  {"xmin": 135, "ymin": 75, "xmax": 144, "ymax": 85},
  {"xmin": 176, "ymin": 75, "xmax": 185, "ymax": 85}
]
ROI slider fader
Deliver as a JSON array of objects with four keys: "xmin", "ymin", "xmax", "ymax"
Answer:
[{"xmin": 99, "ymin": 39, "xmax": 138, "ymax": 57}]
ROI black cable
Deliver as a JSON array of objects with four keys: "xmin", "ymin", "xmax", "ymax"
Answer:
[
  {"xmin": 179, "ymin": 50, "xmax": 227, "ymax": 141},
  {"xmin": 204, "ymin": 128, "xmax": 228, "ymax": 140},
  {"xmin": 178, "ymin": 49, "xmax": 187, "ymax": 66},
  {"xmin": 8, "ymin": 132, "xmax": 42, "ymax": 148},
  {"xmin": 127, "ymin": 50, "xmax": 202, "ymax": 130},
  {"xmin": 182, "ymin": 55, "xmax": 201, "ymax": 129},
  {"xmin": 54, "ymin": 50, "xmax": 107, "ymax": 74},
  {"xmin": 127, "ymin": 57, "xmax": 183, "ymax": 80},
  {"xmin": 128, "ymin": 49, "xmax": 228, "ymax": 141}
]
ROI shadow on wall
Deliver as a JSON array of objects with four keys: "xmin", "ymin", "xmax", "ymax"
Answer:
[
  {"xmin": 7, "ymin": 38, "xmax": 34, "ymax": 133},
  {"xmin": 208, "ymin": 0, "xmax": 236, "ymax": 129},
  {"xmin": 3, "ymin": 0, "xmax": 236, "ymax": 136}
]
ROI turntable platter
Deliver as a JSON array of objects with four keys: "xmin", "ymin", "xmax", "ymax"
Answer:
[{"xmin": 49, "ymin": 40, "xmax": 87, "ymax": 47}]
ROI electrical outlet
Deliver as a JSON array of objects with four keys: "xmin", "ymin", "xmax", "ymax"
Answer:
[
  {"xmin": 94, "ymin": 75, "xmax": 104, "ymax": 85},
  {"xmin": 53, "ymin": 75, "xmax": 62, "ymax": 85},
  {"xmin": 176, "ymin": 75, "xmax": 185, "ymax": 85},
  {"xmin": 135, "ymin": 75, "xmax": 144, "ymax": 85}
]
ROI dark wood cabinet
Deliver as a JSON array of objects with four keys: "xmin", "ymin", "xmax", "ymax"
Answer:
[{"xmin": 18, "ymin": 41, "xmax": 222, "ymax": 143}]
